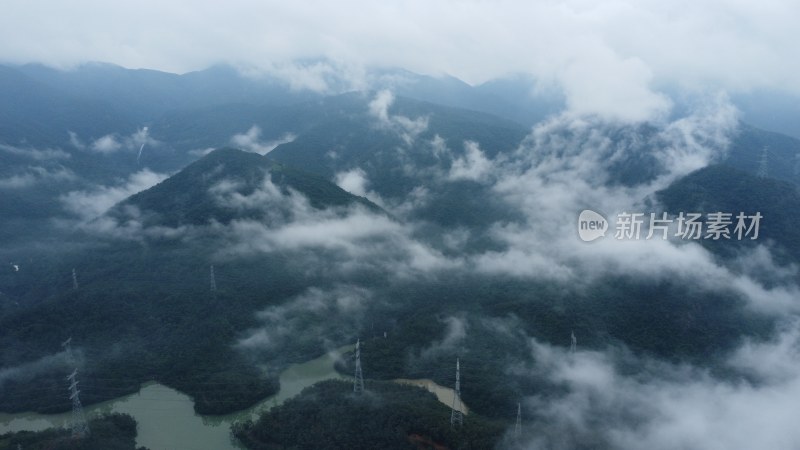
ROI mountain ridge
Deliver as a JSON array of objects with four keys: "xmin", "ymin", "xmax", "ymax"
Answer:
[{"xmin": 112, "ymin": 147, "xmax": 382, "ymax": 229}]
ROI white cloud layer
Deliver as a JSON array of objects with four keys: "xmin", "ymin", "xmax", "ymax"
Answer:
[
  {"xmin": 335, "ymin": 168, "xmax": 369, "ymax": 197},
  {"xmin": 72, "ymin": 128, "xmax": 159, "ymax": 156},
  {"xmin": 60, "ymin": 169, "xmax": 168, "ymax": 220},
  {"xmin": 513, "ymin": 322, "xmax": 800, "ymax": 450},
  {"xmin": 238, "ymin": 285, "xmax": 371, "ymax": 353},
  {"xmin": 0, "ymin": 143, "xmax": 70, "ymax": 160},
  {"xmin": 231, "ymin": 126, "xmax": 296, "ymax": 155},
  {"xmin": 90, "ymin": 134, "xmax": 122, "ymax": 153},
  {"xmin": 460, "ymin": 96, "xmax": 800, "ymax": 314},
  {"xmin": 448, "ymin": 141, "xmax": 492, "ymax": 182},
  {"xmin": 1, "ymin": 1, "xmax": 798, "ymax": 120},
  {"xmin": 0, "ymin": 166, "xmax": 75, "ymax": 189},
  {"xmin": 0, "ymin": 351, "xmax": 72, "ymax": 391},
  {"xmin": 368, "ymin": 90, "xmax": 429, "ymax": 145}
]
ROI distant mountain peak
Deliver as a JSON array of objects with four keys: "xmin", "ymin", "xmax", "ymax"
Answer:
[{"xmin": 110, "ymin": 147, "xmax": 380, "ymax": 229}]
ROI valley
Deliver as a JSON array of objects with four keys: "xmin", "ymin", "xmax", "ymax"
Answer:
[{"xmin": 2, "ymin": 57, "xmax": 800, "ymax": 449}]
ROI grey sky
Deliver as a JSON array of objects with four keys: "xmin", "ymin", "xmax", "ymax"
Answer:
[
  {"xmin": 0, "ymin": 1, "xmax": 795, "ymax": 83},
  {"xmin": 1, "ymin": 0, "xmax": 797, "ymax": 120},
  {"xmin": 0, "ymin": 0, "xmax": 800, "ymax": 119}
]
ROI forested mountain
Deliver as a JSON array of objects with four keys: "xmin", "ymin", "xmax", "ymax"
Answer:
[
  {"xmin": 2, "ymin": 62, "xmax": 800, "ymax": 450},
  {"xmin": 0, "ymin": 414, "xmax": 146, "ymax": 450},
  {"xmin": 115, "ymin": 147, "xmax": 380, "ymax": 227},
  {"xmin": 233, "ymin": 380, "xmax": 505, "ymax": 450},
  {"xmin": 0, "ymin": 66, "xmax": 136, "ymax": 147},
  {"xmin": 15, "ymin": 62, "xmax": 318, "ymax": 124},
  {"xmin": 658, "ymin": 164, "xmax": 800, "ymax": 262},
  {"xmin": 0, "ymin": 146, "xmax": 384, "ymax": 415}
]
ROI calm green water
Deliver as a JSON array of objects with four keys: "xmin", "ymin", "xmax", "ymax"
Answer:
[
  {"xmin": 0, "ymin": 347, "xmax": 349, "ymax": 450},
  {"xmin": 0, "ymin": 346, "xmax": 463, "ymax": 450},
  {"xmin": 394, "ymin": 378, "xmax": 468, "ymax": 415}
]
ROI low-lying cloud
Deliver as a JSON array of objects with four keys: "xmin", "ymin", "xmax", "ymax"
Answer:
[
  {"xmin": 511, "ymin": 321, "xmax": 800, "ymax": 450},
  {"xmin": 418, "ymin": 315, "xmax": 469, "ymax": 360},
  {"xmin": 0, "ymin": 351, "xmax": 73, "ymax": 391},
  {"xmin": 368, "ymin": 90, "xmax": 429, "ymax": 145},
  {"xmin": 447, "ymin": 141, "xmax": 492, "ymax": 182},
  {"xmin": 6, "ymin": 1, "xmax": 799, "ymax": 121},
  {"xmin": 90, "ymin": 134, "xmax": 122, "ymax": 153},
  {"xmin": 237, "ymin": 284, "xmax": 372, "ymax": 355},
  {"xmin": 60, "ymin": 169, "xmax": 168, "ymax": 220},
  {"xmin": 0, "ymin": 165, "xmax": 75, "ymax": 189},
  {"xmin": 0, "ymin": 143, "xmax": 71, "ymax": 161},
  {"xmin": 449, "ymin": 96, "xmax": 796, "ymax": 315},
  {"xmin": 70, "ymin": 127, "xmax": 159, "ymax": 156},
  {"xmin": 231, "ymin": 126, "xmax": 296, "ymax": 155}
]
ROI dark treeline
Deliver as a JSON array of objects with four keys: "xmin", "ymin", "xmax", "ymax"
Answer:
[
  {"xmin": 0, "ymin": 237, "xmax": 774, "ymax": 418},
  {"xmin": 0, "ymin": 241, "xmax": 308, "ymax": 414},
  {"xmin": 334, "ymin": 272, "xmax": 773, "ymax": 420},
  {"xmin": 0, "ymin": 157, "xmax": 785, "ymax": 424},
  {"xmin": 233, "ymin": 379, "xmax": 506, "ymax": 450},
  {"xmin": 0, "ymin": 413, "xmax": 148, "ymax": 450}
]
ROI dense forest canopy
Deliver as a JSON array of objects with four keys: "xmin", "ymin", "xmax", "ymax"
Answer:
[{"xmin": 2, "ymin": 16, "xmax": 800, "ymax": 446}]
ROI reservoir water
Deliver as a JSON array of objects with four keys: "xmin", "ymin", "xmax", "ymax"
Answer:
[
  {"xmin": 394, "ymin": 378, "xmax": 469, "ymax": 415},
  {"xmin": 0, "ymin": 347, "xmax": 465, "ymax": 450}
]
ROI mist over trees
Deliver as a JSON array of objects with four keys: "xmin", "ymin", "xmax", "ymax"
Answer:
[{"xmin": 2, "ymin": 48, "xmax": 800, "ymax": 449}]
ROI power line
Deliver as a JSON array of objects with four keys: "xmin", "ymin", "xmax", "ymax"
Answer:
[
  {"xmin": 62, "ymin": 338, "xmax": 89, "ymax": 439},
  {"xmin": 450, "ymin": 358, "xmax": 463, "ymax": 428},
  {"xmin": 794, "ymin": 153, "xmax": 800, "ymax": 179},
  {"xmin": 570, "ymin": 330, "xmax": 577, "ymax": 354},
  {"xmin": 353, "ymin": 339, "xmax": 364, "ymax": 394},
  {"xmin": 757, "ymin": 146, "xmax": 769, "ymax": 178},
  {"xmin": 209, "ymin": 265, "xmax": 217, "ymax": 292}
]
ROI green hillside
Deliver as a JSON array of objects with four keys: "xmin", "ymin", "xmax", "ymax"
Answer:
[
  {"xmin": 233, "ymin": 380, "xmax": 505, "ymax": 450},
  {"xmin": 0, "ymin": 414, "xmax": 147, "ymax": 450},
  {"xmin": 0, "ymin": 148, "xmax": 382, "ymax": 415},
  {"xmin": 116, "ymin": 147, "xmax": 380, "ymax": 227},
  {"xmin": 658, "ymin": 164, "xmax": 800, "ymax": 262}
]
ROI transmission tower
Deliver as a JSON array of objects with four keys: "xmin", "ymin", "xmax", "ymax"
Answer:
[
  {"xmin": 794, "ymin": 153, "xmax": 800, "ymax": 179},
  {"xmin": 210, "ymin": 265, "xmax": 217, "ymax": 292},
  {"xmin": 62, "ymin": 337, "xmax": 89, "ymax": 438},
  {"xmin": 515, "ymin": 402, "xmax": 522, "ymax": 439},
  {"xmin": 450, "ymin": 358, "xmax": 463, "ymax": 428},
  {"xmin": 72, "ymin": 268, "xmax": 79, "ymax": 290},
  {"xmin": 570, "ymin": 330, "xmax": 577, "ymax": 354},
  {"xmin": 61, "ymin": 337, "xmax": 73, "ymax": 361},
  {"xmin": 353, "ymin": 339, "xmax": 364, "ymax": 393},
  {"xmin": 66, "ymin": 369, "xmax": 90, "ymax": 438},
  {"xmin": 757, "ymin": 146, "xmax": 769, "ymax": 178}
]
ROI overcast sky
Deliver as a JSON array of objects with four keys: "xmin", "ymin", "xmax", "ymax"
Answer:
[{"xmin": 1, "ymin": 0, "xmax": 798, "ymax": 120}]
